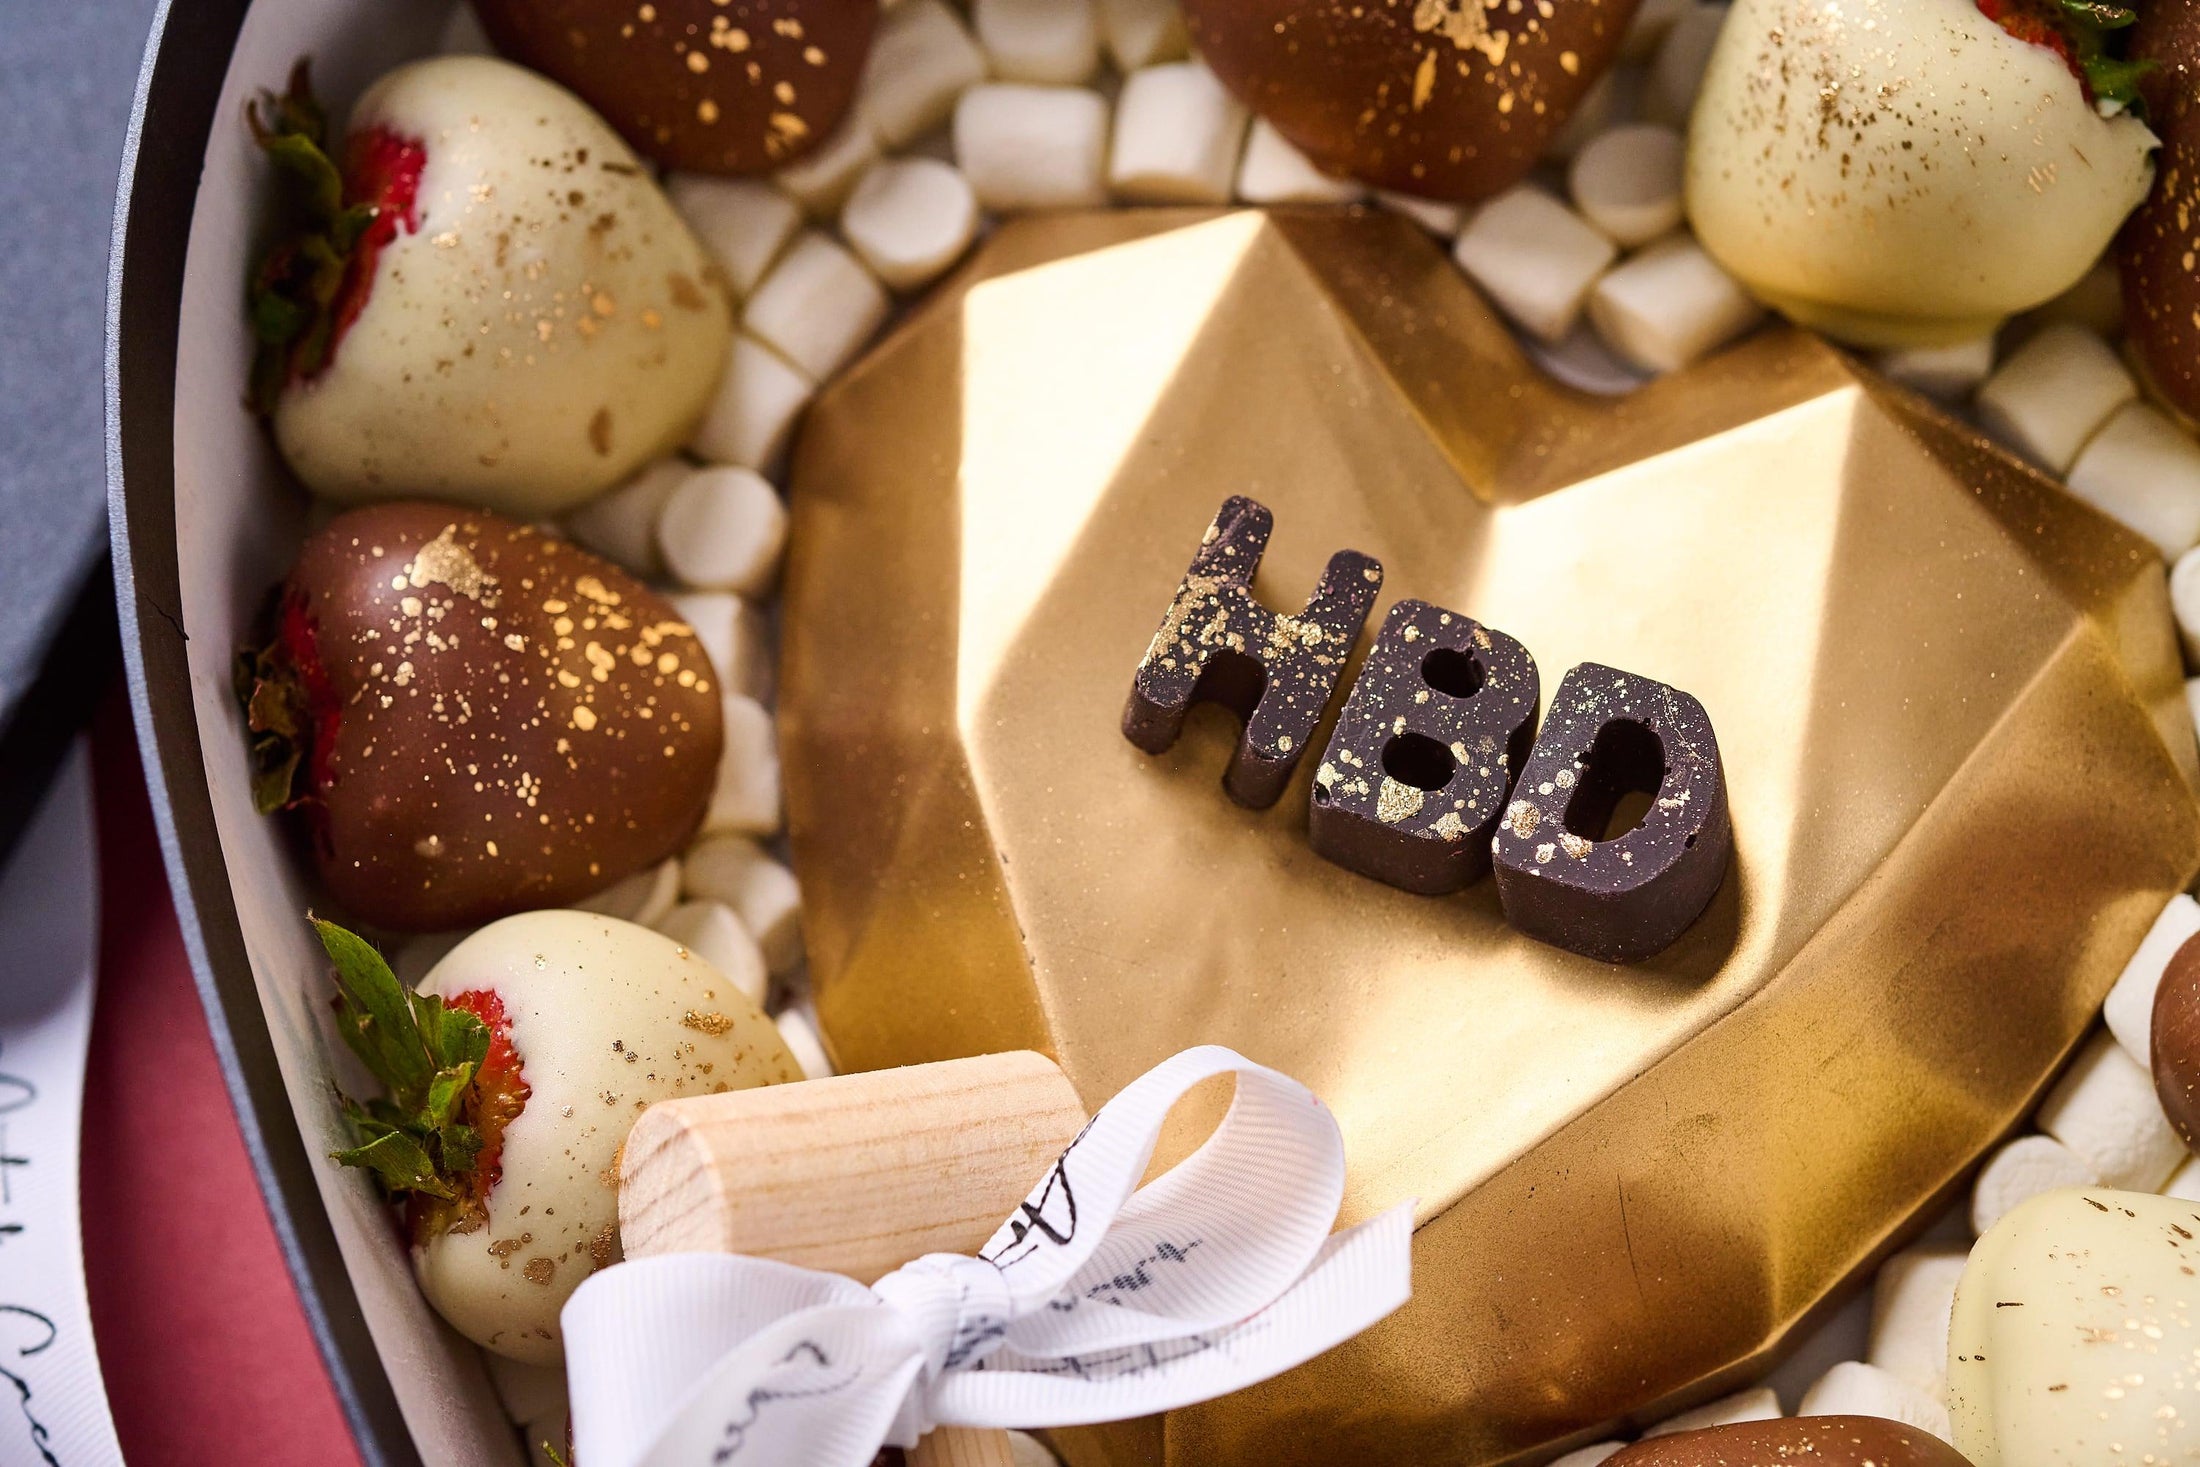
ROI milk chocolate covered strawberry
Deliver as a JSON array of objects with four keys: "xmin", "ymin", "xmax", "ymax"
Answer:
[
  {"xmin": 1183, "ymin": 0, "xmax": 1637, "ymax": 203},
  {"xmin": 316, "ymin": 913, "xmax": 798, "ymax": 1363},
  {"xmin": 2119, "ymin": 0, "xmax": 2200, "ymax": 423},
  {"xmin": 248, "ymin": 57, "xmax": 732, "ymax": 516},
  {"xmin": 470, "ymin": 0, "xmax": 877, "ymax": 175},
  {"xmin": 240, "ymin": 504, "xmax": 722, "ymax": 931}
]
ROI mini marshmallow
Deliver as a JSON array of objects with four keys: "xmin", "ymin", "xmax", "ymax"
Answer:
[
  {"xmin": 683, "ymin": 834, "xmax": 805, "ymax": 975},
  {"xmin": 1972, "ymin": 1134, "xmax": 2099, "ymax": 1234},
  {"xmin": 2103, "ymin": 893, "xmax": 2200, "ymax": 1067},
  {"xmin": 1453, "ymin": 186, "xmax": 1617, "ymax": 343},
  {"xmin": 1622, "ymin": 0, "xmax": 1690, "ymax": 61},
  {"xmin": 1376, "ymin": 189, "xmax": 1466, "ymax": 238},
  {"xmin": 1868, "ymin": 1246, "xmax": 1967, "ymax": 1399},
  {"xmin": 1974, "ymin": 323, "xmax": 2138, "ymax": 474},
  {"xmin": 954, "ymin": 84, "xmax": 1112, "ymax": 210},
  {"xmin": 1646, "ymin": 4, "xmax": 1729, "ymax": 127},
  {"xmin": 1097, "ymin": 0, "xmax": 1190, "ymax": 70},
  {"xmin": 2173, "ymin": 548, "xmax": 2200, "ymax": 667},
  {"xmin": 840, "ymin": 157, "xmax": 980, "ymax": 291},
  {"xmin": 1545, "ymin": 71, "xmax": 1622, "ymax": 162},
  {"xmin": 705, "ymin": 693, "xmax": 783, "ymax": 836},
  {"xmin": 1873, "ymin": 336, "xmax": 1996, "ymax": 403},
  {"xmin": 776, "ymin": 1005, "xmax": 836, "ymax": 1078},
  {"xmin": 1236, "ymin": 118, "xmax": 1365, "ymax": 204},
  {"xmin": 1006, "ymin": 1432, "xmax": 1061, "ymax": 1467},
  {"xmin": 2066, "ymin": 402, "xmax": 2200, "ymax": 561},
  {"xmin": 689, "ymin": 334, "xmax": 816, "ymax": 473},
  {"xmin": 1550, "ymin": 1447, "xmax": 1625, "ymax": 1467},
  {"xmin": 657, "ymin": 465, "xmax": 788, "ymax": 596},
  {"xmin": 864, "ymin": 0, "xmax": 990, "ymax": 149},
  {"xmin": 654, "ymin": 899, "xmax": 770, "ymax": 1007},
  {"xmin": 773, "ymin": 116, "xmax": 882, "ymax": 217},
  {"xmin": 1798, "ymin": 1362, "xmax": 1951, "ymax": 1442},
  {"xmin": 2036, "ymin": 1030, "xmax": 2185, "ymax": 1190},
  {"xmin": 1642, "ymin": 1387, "xmax": 1781, "ymax": 1438},
  {"xmin": 2167, "ymin": 1154, "xmax": 2200, "ymax": 1201},
  {"xmin": 665, "ymin": 175, "xmax": 802, "ymax": 297},
  {"xmin": 1109, "ymin": 61, "xmax": 1250, "ymax": 205},
  {"xmin": 743, "ymin": 232, "xmax": 891, "ymax": 381},
  {"xmin": 485, "ymin": 1354, "xmax": 567, "ymax": 1424},
  {"xmin": 564, "ymin": 457, "xmax": 689, "ymax": 578},
  {"xmin": 1589, "ymin": 236, "xmax": 1763, "ymax": 372},
  {"xmin": 1569, "ymin": 124, "xmax": 1686, "ymax": 247},
  {"xmin": 667, "ymin": 591, "xmax": 775, "ymax": 703},
  {"xmin": 574, "ymin": 857, "xmax": 682, "ymax": 929},
  {"xmin": 975, "ymin": 0, "xmax": 1100, "ymax": 84}
]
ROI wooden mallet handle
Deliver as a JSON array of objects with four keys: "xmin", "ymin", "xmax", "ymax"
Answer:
[{"xmin": 619, "ymin": 1051, "xmax": 1085, "ymax": 1465}]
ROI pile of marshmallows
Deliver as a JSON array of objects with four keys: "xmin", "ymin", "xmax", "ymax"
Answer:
[{"xmin": 406, "ymin": 0, "xmax": 2200, "ymax": 1459}]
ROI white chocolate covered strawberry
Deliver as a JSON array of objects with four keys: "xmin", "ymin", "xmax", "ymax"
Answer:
[
  {"xmin": 316, "ymin": 911, "xmax": 797, "ymax": 1365},
  {"xmin": 250, "ymin": 58, "xmax": 732, "ymax": 516},
  {"xmin": 1686, "ymin": 0, "xmax": 2157, "ymax": 348}
]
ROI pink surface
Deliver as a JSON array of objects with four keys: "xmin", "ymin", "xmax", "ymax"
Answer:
[{"xmin": 83, "ymin": 696, "xmax": 364, "ymax": 1466}]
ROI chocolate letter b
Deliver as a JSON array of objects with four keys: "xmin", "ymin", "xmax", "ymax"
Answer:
[
  {"xmin": 1123, "ymin": 497, "xmax": 1382, "ymax": 809},
  {"xmin": 1309, "ymin": 600, "xmax": 1540, "ymax": 894},
  {"xmin": 1493, "ymin": 663, "xmax": 1731, "ymax": 964}
]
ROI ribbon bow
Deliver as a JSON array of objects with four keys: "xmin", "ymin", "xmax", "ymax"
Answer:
[{"xmin": 562, "ymin": 1046, "xmax": 1415, "ymax": 1467}]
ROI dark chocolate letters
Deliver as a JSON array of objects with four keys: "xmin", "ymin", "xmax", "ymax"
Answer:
[
  {"xmin": 1309, "ymin": 600, "xmax": 1539, "ymax": 894},
  {"xmin": 1122, "ymin": 496, "xmax": 1382, "ymax": 809},
  {"xmin": 1492, "ymin": 663, "xmax": 1731, "ymax": 964}
]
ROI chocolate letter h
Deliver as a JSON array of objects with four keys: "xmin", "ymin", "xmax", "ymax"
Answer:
[{"xmin": 1123, "ymin": 496, "xmax": 1382, "ymax": 809}]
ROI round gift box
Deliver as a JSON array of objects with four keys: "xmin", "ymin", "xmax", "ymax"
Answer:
[{"xmin": 106, "ymin": 1, "xmax": 2200, "ymax": 1464}]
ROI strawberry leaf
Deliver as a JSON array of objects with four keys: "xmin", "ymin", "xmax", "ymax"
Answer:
[
  {"xmin": 312, "ymin": 916, "xmax": 504, "ymax": 1242},
  {"xmin": 315, "ymin": 916, "xmax": 434, "ymax": 1105},
  {"xmin": 335, "ymin": 1126, "xmax": 453, "ymax": 1198}
]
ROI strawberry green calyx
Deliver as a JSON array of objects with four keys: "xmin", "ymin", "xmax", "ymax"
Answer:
[
  {"xmin": 1979, "ymin": 0, "xmax": 2155, "ymax": 110},
  {"xmin": 235, "ymin": 591, "xmax": 338, "ymax": 815},
  {"xmin": 313, "ymin": 917, "xmax": 505, "ymax": 1242},
  {"xmin": 246, "ymin": 61, "xmax": 382, "ymax": 414}
]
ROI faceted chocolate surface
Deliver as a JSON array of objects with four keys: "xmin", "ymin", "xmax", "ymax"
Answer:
[{"xmin": 779, "ymin": 210, "xmax": 2200, "ymax": 1466}]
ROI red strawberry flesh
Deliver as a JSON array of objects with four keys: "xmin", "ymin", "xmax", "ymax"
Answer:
[
  {"xmin": 329, "ymin": 126, "xmax": 426, "ymax": 367},
  {"xmin": 445, "ymin": 987, "xmax": 529, "ymax": 1204}
]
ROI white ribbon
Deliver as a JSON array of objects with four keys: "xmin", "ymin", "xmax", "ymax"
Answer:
[{"xmin": 562, "ymin": 1045, "xmax": 1414, "ymax": 1467}]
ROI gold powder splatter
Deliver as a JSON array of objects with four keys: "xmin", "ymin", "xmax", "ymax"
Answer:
[
  {"xmin": 407, "ymin": 526, "xmax": 495, "ymax": 602},
  {"xmin": 682, "ymin": 1010, "xmax": 733, "ymax": 1035}
]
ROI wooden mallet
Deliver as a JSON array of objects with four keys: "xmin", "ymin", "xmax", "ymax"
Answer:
[{"xmin": 618, "ymin": 1051, "xmax": 1089, "ymax": 1467}]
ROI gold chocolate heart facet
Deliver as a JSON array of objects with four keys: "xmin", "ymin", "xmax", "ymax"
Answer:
[{"xmin": 779, "ymin": 209, "xmax": 2200, "ymax": 1465}]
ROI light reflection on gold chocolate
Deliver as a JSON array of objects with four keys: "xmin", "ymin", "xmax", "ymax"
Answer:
[{"xmin": 780, "ymin": 209, "xmax": 2200, "ymax": 1465}]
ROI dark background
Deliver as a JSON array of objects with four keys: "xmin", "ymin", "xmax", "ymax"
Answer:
[{"xmin": 0, "ymin": 0, "xmax": 162, "ymax": 852}]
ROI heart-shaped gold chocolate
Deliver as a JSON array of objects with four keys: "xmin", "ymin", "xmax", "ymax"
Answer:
[{"xmin": 779, "ymin": 210, "xmax": 2200, "ymax": 1465}]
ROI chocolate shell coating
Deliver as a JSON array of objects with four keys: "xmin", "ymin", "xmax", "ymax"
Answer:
[
  {"xmin": 1607, "ymin": 1416, "xmax": 1976, "ymax": 1466},
  {"xmin": 2152, "ymin": 930, "xmax": 2200, "ymax": 1145},
  {"xmin": 470, "ymin": 0, "xmax": 877, "ymax": 175},
  {"xmin": 1492, "ymin": 662, "xmax": 1730, "ymax": 964},
  {"xmin": 1308, "ymin": 599, "xmax": 1539, "ymax": 895},
  {"xmin": 2118, "ymin": 0, "xmax": 2200, "ymax": 425},
  {"xmin": 1182, "ymin": 0, "xmax": 1638, "ymax": 203},
  {"xmin": 1123, "ymin": 496, "xmax": 1381, "ymax": 810},
  {"xmin": 284, "ymin": 503, "xmax": 722, "ymax": 930}
]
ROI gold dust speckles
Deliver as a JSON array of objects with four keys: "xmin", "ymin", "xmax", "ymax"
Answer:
[
  {"xmin": 523, "ymin": 1257, "xmax": 557, "ymax": 1285},
  {"xmin": 682, "ymin": 1010, "xmax": 733, "ymax": 1035},
  {"xmin": 1505, "ymin": 800, "xmax": 1540, "ymax": 838},
  {"xmin": 698, "ymin": 99, "xmax": 721, "ymax": 124},
  {"xmin": 1376, "ymin": 777, "xmax": 1425, "ymax": 825}
]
